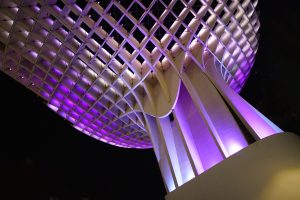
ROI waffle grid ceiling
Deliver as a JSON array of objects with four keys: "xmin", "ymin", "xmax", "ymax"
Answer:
[{"xmin": 0, "ymin": 0, "xmax": 259, "ymax": 148}]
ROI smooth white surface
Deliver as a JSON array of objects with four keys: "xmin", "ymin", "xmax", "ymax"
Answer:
[{"xmin": 166, "ymin": 133, "xmax": 300, "ymax": 200}]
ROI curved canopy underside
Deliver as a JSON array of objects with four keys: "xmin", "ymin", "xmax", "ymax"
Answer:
[{"xmin": 0, "ymin": 0, "xmax": 259, "ymax": 148}]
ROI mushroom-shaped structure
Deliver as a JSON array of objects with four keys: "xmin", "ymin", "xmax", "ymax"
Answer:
[{"xmin": 0, "ymin": 0, "xmax": 286, "ymax": 197}]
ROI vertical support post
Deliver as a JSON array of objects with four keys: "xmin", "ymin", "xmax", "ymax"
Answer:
[
  {"xmin": 205, "ymin": 57, "xmax": 283, "ymax": 139},
  {"xmin": 181, "ymin": 62, "xmax": 249, "ymax": 157},
  {"xmin": 145, "ymin": 115, "xmax": 177, "ymax": 192},
  {"xmin": 146, "ymin": 60, "xmax": 283, "ymax": 194}
]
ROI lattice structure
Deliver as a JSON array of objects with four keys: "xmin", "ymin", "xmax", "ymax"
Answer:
[{"xmin": 0, "ymin": 0, "xmax": 259, "ymax": 149}]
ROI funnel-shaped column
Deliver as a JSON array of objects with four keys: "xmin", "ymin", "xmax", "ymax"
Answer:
[{"xmin": 146, "ymin": 60, "xmax": 282, "ymax": 193}]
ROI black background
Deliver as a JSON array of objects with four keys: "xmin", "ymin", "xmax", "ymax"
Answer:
[{"xmin": 0, "ymin": 1, "xmax": 299, "ymax": 199}]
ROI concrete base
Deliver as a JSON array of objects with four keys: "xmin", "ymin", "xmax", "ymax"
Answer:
[{"xmin": 166, "ymin": 133, "xmax": 300, "ymax": 200}]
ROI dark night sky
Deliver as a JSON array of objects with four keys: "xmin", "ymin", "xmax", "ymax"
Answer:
[
  {"xmin": 0, "ymin": 1, "xmax": 299, "ymax": 200},
  {"xmin": 241, "ymin": 0, "xmax": 300, "ymax": 134}
]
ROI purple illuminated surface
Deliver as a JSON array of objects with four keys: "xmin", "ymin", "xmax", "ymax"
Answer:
[{"xmin": 0, "ymin": 0, "xmax": 283, "ymax": 193}]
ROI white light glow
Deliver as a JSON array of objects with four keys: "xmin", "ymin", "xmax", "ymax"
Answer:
[
  {"xmin": 99, "ymin": 78, "xmax": 107, "ymax": 86},
  {"xmin": 126, "ymin": 69, "xmax": 135, "ymax": 78},
  {"xmin": 117, "ymin": 78, "xmax": 124, "ymax": 84},
  {"xmin": 73, "ymin": 125, "xmax": 83, "ymax": 131},
  {"xmin": 48, "ymin": 104, "xmax": 59, "ymax": 112},
  {"xmin": 87, "ymin": 68, "xmax": 98, "ymax": 78},
  {"xmin": 228, "ymin": 142, "xmax": 243, "ymax": 155}
]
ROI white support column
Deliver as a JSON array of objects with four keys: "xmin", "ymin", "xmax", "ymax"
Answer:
[
  {"xmin": 182, "ymin": 61, "xmax": 249, "ymax": 157},
  {"xmin": 173, "ymin": 83, "xmax": 224, "ymax": 171},
  {"xmin": 155, "ymin": 116, "xmax": 196, "ymax": 188},
  {"xmin": 156, "ymin": 117, "xmax": 183, "ymax": 187},
  {"xmin": 146, "ymin": 60, "xmax": 262, "ymax": 192},
  {"xmin": 172, "ymin": 107, "xmax": 204, "ymax": 175},
  {"xmin": 205, "ymin": 57, "xmax": 283, "ymax": 140},
  {"xmin": 145, "ymin": 115, "xmax": 177, "ymax": 192}
]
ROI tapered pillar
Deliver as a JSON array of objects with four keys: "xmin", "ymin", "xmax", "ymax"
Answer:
[
  {"xmin": 206, "ymin": 56, "xmax": 283, "ymax": 139},
  {"xmin": 145, "ymin": 59, "xmax": 282, "ymax": 194}
]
